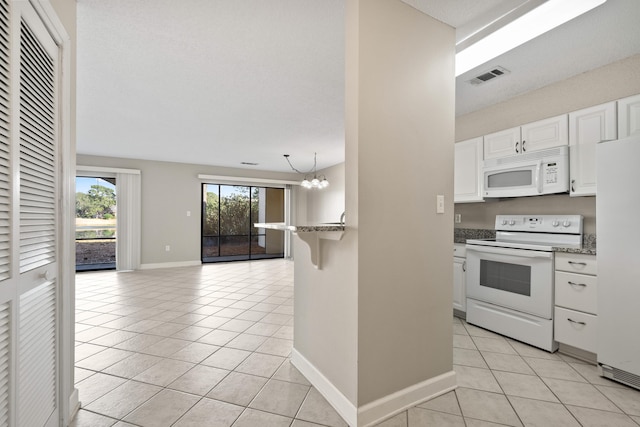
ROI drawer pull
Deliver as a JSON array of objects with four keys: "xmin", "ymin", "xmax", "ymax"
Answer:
[
  {"xmin": 567, "ymin": 261, "xmax": 587, "ymax": 266},
  {"xmin": 567, "ymin": 318, "xmax": 586, "ymax": 326},
  {"xmin": 568, "ymin": 281, "xmax": 587, "ymax": 288}
]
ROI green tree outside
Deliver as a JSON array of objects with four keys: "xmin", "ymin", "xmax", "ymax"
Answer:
[
  {"xmin": 203, "ymin": 186, "xmax": 260, "ymax": 236},
  {"xmin": 76, "ymin": 184, "xmax": 116, "ymax": 219}
]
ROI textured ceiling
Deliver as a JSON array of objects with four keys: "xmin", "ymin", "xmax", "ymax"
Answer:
[
  {"xmin": 77, "ymin": 0, "xmax": 346, "ymax": 173},
  {"xmin": 77, "ymin": 0, "xmax": 640, "ymax": 172},
  {"xmin": 402, "ymin": 0, "xmax": 530, "ymax": 43},
  {"xmin": 450, "ymin": 0, "xmax": 640, "ymax": 115}
]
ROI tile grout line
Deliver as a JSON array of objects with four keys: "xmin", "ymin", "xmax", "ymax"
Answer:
[{"xmin": 457, "ymin": 318, "xmax": 639, "ymax": 426}]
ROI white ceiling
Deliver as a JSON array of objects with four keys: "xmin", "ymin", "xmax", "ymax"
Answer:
[{"xmin": 76, "ymin": 0, "xmax": 640, "ymax": 173}]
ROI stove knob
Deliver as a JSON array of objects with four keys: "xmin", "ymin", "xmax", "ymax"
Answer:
[
  {"xmin": 552, "ymin": 220, "xmax": 560, "ymax": 227},
  {"xmin": 562, "ymin": 220, "xmax": 571, "ymax": 227},
  {"xmin": 501, "ymin": 219, "xmax": 508, "ymax": 225},
  {"xmin": 509, "ymin": 220, "xmax": 516, "ymax": 226}
]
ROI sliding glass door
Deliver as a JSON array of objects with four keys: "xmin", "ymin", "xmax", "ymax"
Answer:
[
  {"xmin": 76, "ymin": 176, "xmax": 117, "ymax": 271},
  {"xmin": 202, "ymin": 184, "xmax": 284, "ymax": 262}
]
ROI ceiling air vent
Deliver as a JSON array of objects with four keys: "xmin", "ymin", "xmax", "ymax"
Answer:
[{"xmin": 468, "ymin": 66, "xmax": 510, "ymax": 86}]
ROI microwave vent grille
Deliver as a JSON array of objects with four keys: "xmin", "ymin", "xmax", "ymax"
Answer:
[{"xmin": 485, "ymin": 146, "xmax": 568, "ymax": 168}]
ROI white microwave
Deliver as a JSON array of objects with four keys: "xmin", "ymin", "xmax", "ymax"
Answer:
[{"xmin": 483, "ymin": 146, "xmax": 569, "ymax": 198}]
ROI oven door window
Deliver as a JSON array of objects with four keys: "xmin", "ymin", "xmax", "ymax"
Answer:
[
  {"xmin": 487, "ymin": 170, "xmax": 532, "ymax": 188},
  {"xmin": 479, "ymin": 259, "xmax": 531, "ymax": 296}
]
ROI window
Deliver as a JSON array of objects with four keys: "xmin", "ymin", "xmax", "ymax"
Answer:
[{"xmin": 202, "ymin": 184, "xmax": 284, "ymax": 262}]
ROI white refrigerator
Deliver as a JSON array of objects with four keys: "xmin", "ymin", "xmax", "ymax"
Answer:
[{"xmin": 596, "ymin": 135, "xmax": 640, "ymax": 390}]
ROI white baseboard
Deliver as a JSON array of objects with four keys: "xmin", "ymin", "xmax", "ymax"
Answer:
[
  {"xmin": 69, "ymin": 387, "xmax": 80, "ymax": 422},
  {"xmin": 292, "ymin": 349, "xmax": 458, "ymax": 427},
  {"xmin": 291, "ymin": 349, "xmax": 357, "ymax": 426},
  {"xmin": 357, "ymin": 370, "xmax": 457, "ymax": 427},
  {"xmin": 139, "ymin": 260, "xmax": 202, "ymax": 270}
]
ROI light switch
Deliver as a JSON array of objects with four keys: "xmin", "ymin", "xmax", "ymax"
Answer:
[
  {"xmin": 187, "ymin": 211, "xmax": 191, "ymax": 217},
  {"xmin": 436, "ymin": 195, "xmax": 445, "ymax": 214}
]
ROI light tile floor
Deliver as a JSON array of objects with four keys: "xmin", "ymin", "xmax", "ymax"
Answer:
[{"xmin": 72, "ymin": 260, "xmax": 640, "ymax": 427}]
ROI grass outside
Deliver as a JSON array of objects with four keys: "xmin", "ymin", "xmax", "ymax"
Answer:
[
  {"xmin": 76, "ymin": 218, "xmax": 116, "ymax": 227},
  {"xmin": 76, "ymin": 218, "xmax": 117, "ymax": 266}
]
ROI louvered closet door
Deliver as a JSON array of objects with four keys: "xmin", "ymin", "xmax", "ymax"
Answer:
[
  {"xmin": 0, "ymin": 1, "xmax": 11, "ymax": 425},
  {"xmin": 0, "ymin": 1, "xmax": 61, "ymax": 424},
  {"xmin": 13, "ymin": 3, "xmax": 59, "ymax": 427}
]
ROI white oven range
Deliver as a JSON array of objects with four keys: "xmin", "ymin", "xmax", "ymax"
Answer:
[{"xmin": 465, "ymin": 215, "xmax": 583, "ymax": 352}]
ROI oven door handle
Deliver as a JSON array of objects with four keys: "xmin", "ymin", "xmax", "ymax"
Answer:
[{"xmin": 466, "ymin": 245, "xmax": 553, "ymax": 259}]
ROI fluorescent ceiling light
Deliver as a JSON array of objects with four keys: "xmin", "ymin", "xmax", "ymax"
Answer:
[{"xmin": 455, "ymin": 0, "xmax": 607, "ymax": 77}]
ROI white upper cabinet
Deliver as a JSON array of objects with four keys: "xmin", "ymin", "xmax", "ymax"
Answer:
[
  {"xmin": 521, "ymin": 114, "xmax": 569, "ymax": 153},
  {"xmin": 483, "ymin": 127, "xmax": 520, "ymax": 159},
  {"xmin": 569, "ymin": 101, "xmax": 617, "ymax": 197},
  {"xmin": 618, "ymin": 93, "xmax": 640, "ymax": 138},
  {"xmin": 484, "ymin": 114, "xmax": 568, "ymax": 160},
  {"xmin": 454, "ymin": 137, "xmax": 484, "ymax": 203}
]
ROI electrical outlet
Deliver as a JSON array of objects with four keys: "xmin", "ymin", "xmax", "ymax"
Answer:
[
  {"xmin": 165, "ymin": 245, "xmax": 170, "ymax": 252},
  {"xmin": 455, "ymin": 214, "xmax": 462, "ymax": 223}
]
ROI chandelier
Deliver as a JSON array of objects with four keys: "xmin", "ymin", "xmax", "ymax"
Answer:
[{"xmin": 284, "ymin": 153, "xmax": 329, "ymax": 189}]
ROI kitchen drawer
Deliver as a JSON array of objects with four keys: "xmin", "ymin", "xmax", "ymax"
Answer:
[
  {"xmin": 555, "ymin": 271, "xmax": 598, "ymax": 314},
  {"xmin": 555, "ymin": 253, "xmax": 597, "ymax": 275},
  {"xmin": 554, "ymin": 307, "xmax": 598, "ymax": 353},
  {"xmin": 454, "ymin": 243, "xmax": 466, "ymax": 258}
]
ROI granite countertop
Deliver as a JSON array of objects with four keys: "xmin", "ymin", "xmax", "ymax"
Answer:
[
  {"xmin": 553, "ymin": 246, "xmax": 596, "ymax": 255},
  {"xmin": 254, "ymin": 222, "xmax": 345, "ymax": 232},
  {"xmin": 294, "ymin": 224, "xmax": 345, "ymax": 232},
  {"xmin": 454, "ymin": 228, "xmax": 496, "ymax": 244},
  {"xmin": 454, "ymin": 228, "xmax": 596, "ymax": 255},
  {"xmin": 553, "ymin": 234, "xmax": 597, "ymax": 255}
]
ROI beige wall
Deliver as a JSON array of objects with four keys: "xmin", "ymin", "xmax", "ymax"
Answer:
[
  {"xmin": 456, "ymin": 195, "xmax": 596, "ymax": 234},
  {"xmin": 305, "ymin": 162, "xmax": 346, "ymax": 224},
  {"xmin": 294, "ymin": 0, "xmax": 455, "ymax": 414},
  {"xmin": 77, "ymin": 154, "xmax": 299, "ymax": 265},
  {"xmin": 264, "ymin": 188, "xmax": 284, "ymax": 254},
  {"xmin": 455, "ymin": 54, "xmax": 640, "ymax": 234},
  {"xmin": 356, "ymin": 0, "xmax": 454, "ymax": 405}
]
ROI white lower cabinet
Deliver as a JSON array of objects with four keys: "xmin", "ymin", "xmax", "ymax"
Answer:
[
  {"xmin": 453, "ymin": 244, "xmax": 466, "ymax": 315},
  {"xmin": 554, "ymin": 307, "xmax": 598, "ymax": 353},
  {"xmin": 554, "ymin": 253, "xmax": 598, "ymax": 354}
]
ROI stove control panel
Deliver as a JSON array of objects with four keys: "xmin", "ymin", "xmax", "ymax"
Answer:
[{"xmin": 495, "ymin": 215, "xmax": 583, "ymax": 234}]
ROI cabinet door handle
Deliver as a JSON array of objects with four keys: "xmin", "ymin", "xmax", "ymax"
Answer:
[
  {"xmin": 462, "ymin": 261, "xmax": 466, "ymax": 272},
  {"xmin": 567, "ymin": 318, "xmax": 586, "ymax": 326},
  {"xmin": 522, "ymin": 140, "xmax": 526, "ymax": 152},
  {"xmin": 571, "ymin": 179, "xmax": 576, "ymax": 193},
  {"xmin": 515, "ymin": 141, "xmax": 519, "ymax": 153},
  {"xmin": 568, "ymin": 281, "xmax": 587, "ymax": 288}
]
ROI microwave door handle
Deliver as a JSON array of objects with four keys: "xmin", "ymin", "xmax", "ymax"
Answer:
[{"xmin": 535, "ymin": 160, "xmax": 543, "ymax": 193}]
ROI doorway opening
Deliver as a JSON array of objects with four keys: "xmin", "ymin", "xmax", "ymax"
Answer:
[
  {"xmin": 202, "ymin": 184, "xmax": 285, "ymax": 262},
  {"xmin": 75, "ymin": 176, "xmax": 117, "ymax": 271}
]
